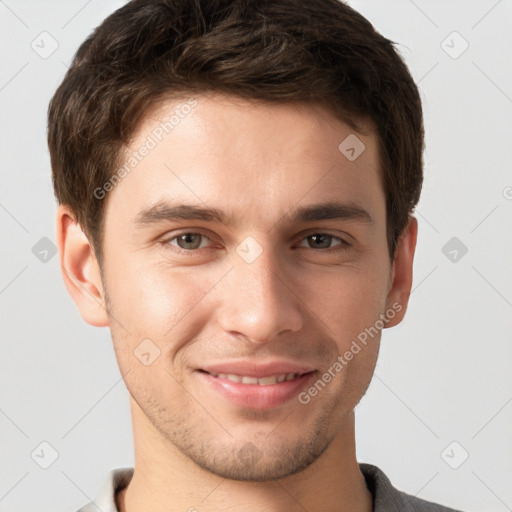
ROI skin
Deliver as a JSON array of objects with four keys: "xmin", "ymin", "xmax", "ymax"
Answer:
[{"xmin": 57, "ymin": 92, "xmax": 417, "ymax": 512}]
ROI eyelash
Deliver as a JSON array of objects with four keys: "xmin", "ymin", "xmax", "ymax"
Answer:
[{"xmin": 160, "ymin": 230, "xmax": 352, "ymax": 255}]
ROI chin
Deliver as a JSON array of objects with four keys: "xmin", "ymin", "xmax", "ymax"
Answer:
[{"xmin": 182, "ymin": 429, "xmax": 334, "ymax": 482}]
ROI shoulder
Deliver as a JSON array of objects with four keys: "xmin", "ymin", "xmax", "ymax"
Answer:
[
  {"xmin": 358, "ymin": 463, "xmax": 464, "ymax": 512},
  {"xmin": 75, "ymin": 468, "xmax": 134, "ymax": 512}
]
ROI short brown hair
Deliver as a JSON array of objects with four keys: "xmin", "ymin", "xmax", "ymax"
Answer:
[{"xmin": 48, "ymin": 0, "xmax": 424, "ymax": 266}]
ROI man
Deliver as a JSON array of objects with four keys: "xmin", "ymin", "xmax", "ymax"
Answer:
[{"xmin": 48, "ymin": 0, "xmax": 463, "ymax": 510}]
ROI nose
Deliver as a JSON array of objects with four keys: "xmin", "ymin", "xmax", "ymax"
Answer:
[{"xmin": 216, "ymin": 241, "xmax": 303, "ymax": 345}]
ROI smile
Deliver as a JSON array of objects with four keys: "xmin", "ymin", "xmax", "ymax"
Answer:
[
  {"xmin": 206, "ymin": 371, "xmax": 302, "ymax": 385},
  {"xmin": 197, "ymin": 368, "xmax": 317, "ymax": 409}
]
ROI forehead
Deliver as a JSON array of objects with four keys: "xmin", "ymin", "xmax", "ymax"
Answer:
[{"xmin": 105, "ymin": 93, "xmax": 384, "ymax": 231}]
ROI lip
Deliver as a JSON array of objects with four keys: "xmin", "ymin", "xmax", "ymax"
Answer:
[{"xmin": 196, "ymin": 361, "xmax": 317, "ymax": 409}]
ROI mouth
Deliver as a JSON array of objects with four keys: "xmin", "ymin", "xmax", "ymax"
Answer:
[{"xmin": 196, "ymin": 367, "xmax": 317, "ymax": 409}]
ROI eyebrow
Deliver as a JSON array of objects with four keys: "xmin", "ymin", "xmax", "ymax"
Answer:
[{"xmin": 133, "ymin": 200, "xmax": 374, "ymax": 227}]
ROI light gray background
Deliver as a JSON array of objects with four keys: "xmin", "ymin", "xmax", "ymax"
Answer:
[{"xmin": 1, "ymin": 1, "xmax": 511, "ymax": 511}]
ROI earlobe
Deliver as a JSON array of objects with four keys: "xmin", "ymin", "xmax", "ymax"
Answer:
[
  {"xmin": 384, "ymin": 216, "xmax": 418, "ymax": 328},
  {"xmin": 56, "ymin": 205, "xmax": 109, "ymax": 327}
]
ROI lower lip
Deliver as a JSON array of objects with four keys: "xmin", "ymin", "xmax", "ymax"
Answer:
[{"xmin": 196, "ymin": 370, "xmax": 317, "ymax": 410}]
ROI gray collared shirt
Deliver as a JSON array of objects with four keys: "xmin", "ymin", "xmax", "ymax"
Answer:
[{"xmin": 76, "ymin": 463, "xmax": 463, "ymax": 511}]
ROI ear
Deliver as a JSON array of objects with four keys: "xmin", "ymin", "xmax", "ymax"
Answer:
[
  {"xmin": 56, "ymin": 204, "xmax": 109, "ymax": 327},
  {"xmin": 384, "ymin": 215, "xmax": 418, "ymax": 328}
]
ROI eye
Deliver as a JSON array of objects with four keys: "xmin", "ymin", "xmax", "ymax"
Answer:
[
  {"xmin": 164, "ymin": 232, "xmax": 213, "ymax": 251},
  {"xmin": 297, "ymin": 233, "xmax": 350, "ymax": 251},
  {"xmin": 161, "ymin": 231, "xmax": 351, "ymax": 255}
]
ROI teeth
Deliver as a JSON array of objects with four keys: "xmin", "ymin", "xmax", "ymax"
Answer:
[
  {"xmin": 258, "ymin": 375, "xmax": 278, "ymax": 385},
  {"xmin": 208, "ymin": 371, "xmax": 300, "ymax": 385}
]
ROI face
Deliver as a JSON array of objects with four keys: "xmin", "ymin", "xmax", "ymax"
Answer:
[{"xmin": 69, "ymin": 92, "xmax": 413, "ymax": 481}]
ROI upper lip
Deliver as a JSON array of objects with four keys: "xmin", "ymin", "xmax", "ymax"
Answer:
[{"xmin": 200, "ymin": 360, "xmax": 316, "ymax": 378}]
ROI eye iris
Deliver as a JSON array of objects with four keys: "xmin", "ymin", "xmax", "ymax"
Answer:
[
  {"xmin": 177, "ymin": 233, "xmax": 202, "ymax": 250},
  {"xmin": 308, "ymin": 234, "xmax": 332, "ymax": 249}
]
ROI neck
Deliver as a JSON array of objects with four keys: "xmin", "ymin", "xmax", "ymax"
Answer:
[{"xmin": 117, "ymin": 397, "xmax": 372, "ymax": 512}]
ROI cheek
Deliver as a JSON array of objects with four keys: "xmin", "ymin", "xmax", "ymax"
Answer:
[
  {"xmin": 300, "ymin": 264, "xmax": 390, "ymax": 346},
  {"xmin": 105, "ymin": 258, "xmax": 230, "ymax": 351}
]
